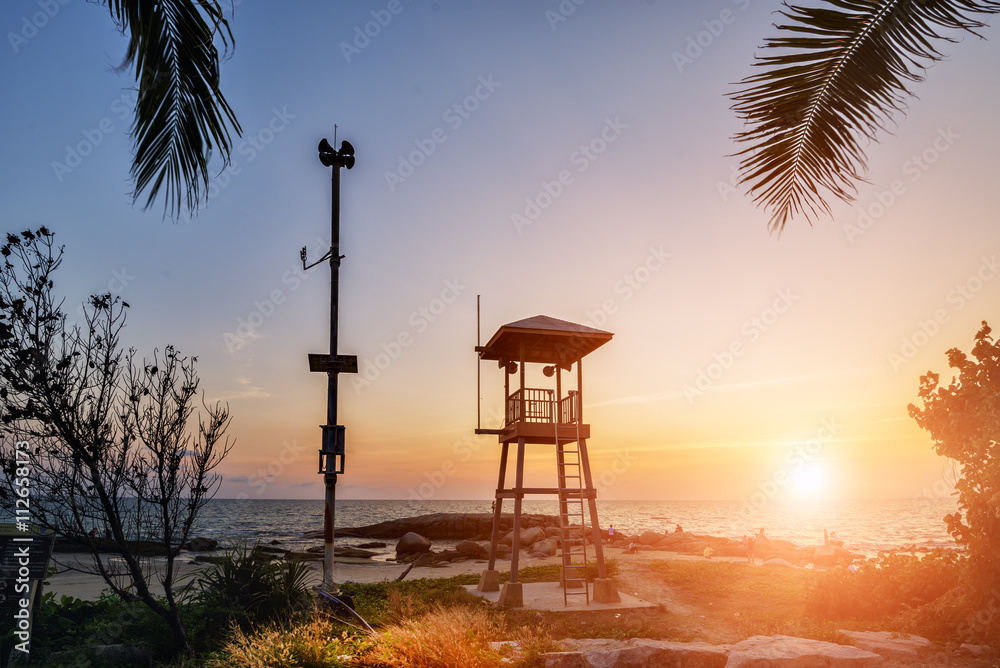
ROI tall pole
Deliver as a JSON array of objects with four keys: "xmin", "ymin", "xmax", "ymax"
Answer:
[
  {"xmin": 309, "ymin": 136, "xmax": 356, "ymax": 591},
  {"xmin": 323, "ymin": 158, "xmax": 340, "ymax": 591}
]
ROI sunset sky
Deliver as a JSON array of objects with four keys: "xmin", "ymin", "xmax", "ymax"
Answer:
[{"xmin": 1, "ymin": 1, "xmax": 998, "ymax": 504}]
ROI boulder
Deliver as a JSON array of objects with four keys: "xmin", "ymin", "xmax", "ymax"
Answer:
[
  {"xmin": 395, "ymin": 532, "xmax": 432, "ymax": 554},
  {"xmin": 531, "ymin": 538, "xmax": 558, "ymax": 557},
  {"xmin": 434, "ymin": 550, "xmax": 465, "ymax": 563},
  {"xmin": 545, "ymin": 639, "xmax": 728, "ymax": 668},
  {"xmin": 456, "ymin": 540, "xmax": 490, "ymax": 559},
  {"xmin": 334, "ymin": 546, "xmax": 378, "ymax": 559},
  {"xmin": 813, "ymin": 544, "xmax": 854, "ymax": 567},
  {"xmin": 838, "ymin": 630, "xmax": 937, "ymax": 661},
  {"xmin": 638, "ymin": 530, "xmax": 665, "ymax": 546},
  {"xmin": 413, "ymin": 552, "xmax": 437, "ymax": 567},
  {"xmin": 520, "ymin": 526, "xmax": 547, "ymax": 546},
  {"xmin": 763, "ymin": 558, "xmax": 796, "ymax": 568},
  {"xmin": 727, "ymin": 635, "xmax": 882, "ymax": 667},
  {"xmin": 185, "ymin": 537, "xmax": 219, "ymax": 552}
]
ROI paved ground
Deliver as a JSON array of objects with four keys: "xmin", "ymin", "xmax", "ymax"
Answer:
[{"xmin": 463, "ymin": 581, "xmax": 657, "ymax": 612}]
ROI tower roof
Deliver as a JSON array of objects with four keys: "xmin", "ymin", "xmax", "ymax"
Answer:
[{"xmin": 478, "ymin": 315, "xmax": 612, "ymax": 365}]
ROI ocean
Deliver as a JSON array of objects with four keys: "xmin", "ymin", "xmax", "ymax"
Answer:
[{"xmin": 193, "ymin": 497, "xmax": 961, "ymax": 561}]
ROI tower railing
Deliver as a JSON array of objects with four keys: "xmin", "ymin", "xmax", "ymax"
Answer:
[{"xmin": 506, "ymin": 388, "xmax": 580, "ymax": 426}]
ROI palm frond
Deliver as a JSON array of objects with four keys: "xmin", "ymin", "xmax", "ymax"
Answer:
[
  {"xmin": 731, "ymin": 0, "xmax": 999, "ymax": 234},
  {"xmin": 106, "ymin": 0, "xmax": 242, "ymax": 219}
]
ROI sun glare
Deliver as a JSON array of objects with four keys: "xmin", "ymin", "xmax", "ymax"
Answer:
[{"xmin": 792, "ymin": 462, "xmax": 827, "ymax": 498}]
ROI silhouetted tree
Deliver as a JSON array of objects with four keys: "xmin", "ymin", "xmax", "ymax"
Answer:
[
  {"xmin": 908, "ymin": 321, "xmax": 1000, "ymax": 621},
  {"xmin": 731, "ymin": 0, "xmax": 999, "ymax": 233},
  {"xmin": 0, "ymin": 228, "xmax": 234, "ymax": 654}
]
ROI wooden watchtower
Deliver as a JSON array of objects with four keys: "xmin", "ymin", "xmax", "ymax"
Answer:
[{"xmin": 475, "ymin": 315, "xmax": 620, "ymax": 607}]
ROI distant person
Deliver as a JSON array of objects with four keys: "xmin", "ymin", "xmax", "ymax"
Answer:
[
  {"xmin": 88, "ymin": 527, "xmax": 98, "ymax": 538},
  {"xmin": 674, "ymin": 524, "xmax": 683, "ymax": 533},
  {"xmin": 625, "ymin": 542, "xmax": 638, "ymax": 554},
  {"xmin": 747, "ymin": 533, "xmax": 756, "ymax": 565},
  {"xmin": 703, "ymin": 546, "xmax": 714, "ymax": 559},
  {"xmin": 491, "ymin": 501, "xmax": 495, "ymax": 513},
  {"xmin": 607, "ymin": 524, "xmax": 615, "ymax": 544},
  {"xmin": 756, "ymin": 527, "xmax": 766, "ymax": 538}
]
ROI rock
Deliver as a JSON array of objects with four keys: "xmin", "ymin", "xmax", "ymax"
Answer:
[
  {"xmin": 185, "ymin": 536, "xmax": 219, "ymax": 552},
  {"xmin": 520, "ymin": 526, "xmax": 547, "ymax": 546},
  {"xmin": 727, "ymin": 635, "xmax": 882, "ymax": 667},
  {"xmin": 434, "ymin": 550, "xmax": 465, "ymax": 562},
  {"xmin": 335, "ymin": 546, "xmax": 378, "ymax": 559},
  {"xmin": 413, "ymin": 552, "xmax": 437, "ymax": 567},
  {"xmin": 545, "ymin": 638, "xmax": 728, "ymax": 668},
  {"xmin": 495, "ymin": 544, "xmax": 511, "ymax": 559},
  {"xmin": 356, "ymin": 541, "xmax": 387, "ymax": 549},
  {"xmin": 813, "ymin": 545, "xmax": 855, "ymax": 567},
  {"xmin": 763, "ymin": 558, "xmax": 796, "ymax": 568},
  {"xmin": 532, "ymin": 538, "xmax": 558, "ymax": 556},
  {"xmin": 838, "ymin": 630, "xmax": 936, "ymax": 661},
  {"xmin": 395, "ymin": 532, "xmax": 432, "ymax": 554},
  {"xmin": 269, "ymin": 539, "xmax": 282, "ymax": 545},
  {"xmin": 959, "ymin": 643, "xmax": 994, "ymax": 657},
  {"xmin": 330, "ymin": 512, "xmax": 562, "ymax": 540},
  {"xmin": 284, "ymin": 551, "xmax": 324, "ymax": 561},
  {"xmin": 456, "ymin": 540, "xmax": 490, "ymax": 559},
  {"xmin": 193, "ymin": 555, "xmax": 228, "ymax": 564},
  {"xmin": 639, "ymin": 530, "xmax": 666, "ymax": 546}
]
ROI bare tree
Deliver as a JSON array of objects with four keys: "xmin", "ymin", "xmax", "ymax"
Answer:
[{"xmin": 0, "ymin": 228, "xmax": 233, "ymax": 653}]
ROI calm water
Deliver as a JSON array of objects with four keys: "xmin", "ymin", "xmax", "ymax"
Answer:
[{"xmin": 193, "ymin": 497, "xmax": 960, "ymax": 560}]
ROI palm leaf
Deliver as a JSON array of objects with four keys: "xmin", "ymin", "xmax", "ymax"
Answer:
[
  {"xmin": 106, "ymin": 0, "xmax": 242, "ymax": 219},
  {"xmin": 731, "ymin": 0, "xmax": 999, "ymax": 234}
]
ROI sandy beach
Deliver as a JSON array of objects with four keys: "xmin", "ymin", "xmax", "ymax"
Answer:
[{"xmin": 42, "ymin": 546, "xmax": 751, "ymax": 601}]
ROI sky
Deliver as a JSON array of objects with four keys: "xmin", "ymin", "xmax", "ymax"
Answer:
[{"xmin": 1, "ymin": 1, "xmax": 998, "ymax": 505}]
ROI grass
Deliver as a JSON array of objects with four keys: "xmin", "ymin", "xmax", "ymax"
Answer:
[{"xmin": 36, "ymin": 554, "xmax": 998, "ymax": 667}]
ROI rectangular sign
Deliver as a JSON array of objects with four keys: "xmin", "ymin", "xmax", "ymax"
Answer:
[{"xmin": 308, "ymin": 354, "xmax": 358, "ymax": 374}]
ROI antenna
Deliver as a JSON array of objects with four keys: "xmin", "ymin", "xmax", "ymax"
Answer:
[{"xmin": 477, "ymin": 294, "xmax": 481, "ymax": 431}]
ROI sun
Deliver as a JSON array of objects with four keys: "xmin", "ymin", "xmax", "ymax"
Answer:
[{"xmin": 791, "ymin": 461, "xmax": 827, "ymax": 498}]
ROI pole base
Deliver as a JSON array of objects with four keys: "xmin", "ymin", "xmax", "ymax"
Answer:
[
  {"xmin": 477, "ymin": 569, "xmax": 500, "ymax": 592},
  {"xmin": 498, "ymin": 582, "xmax": 523, "ymax": 608},
  {"xmin": 593, "ymin": 578, "xmax": 621, "ymax": 603}
]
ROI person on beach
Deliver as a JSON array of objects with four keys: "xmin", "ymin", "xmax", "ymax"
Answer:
[
  {"xmin": 674, "ymin": 524, "xmax": 683, "ymax": 533},
  {"xmin": 746, "ymin": 533, "xmax": 756, "ymax": 564},
  {"xmin": 607, "ymin": 524, "xmax": 615, "ymax": 544}
]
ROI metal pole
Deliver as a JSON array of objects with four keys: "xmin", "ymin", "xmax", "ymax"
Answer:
[{"xmin": 323, "ymin": 153, "xmax": 342, "ymax": 590}]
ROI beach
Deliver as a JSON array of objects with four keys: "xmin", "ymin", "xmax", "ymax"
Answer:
[{"xmin": 43, "ymin": 546, "xmax": 756, "ymax": 601}]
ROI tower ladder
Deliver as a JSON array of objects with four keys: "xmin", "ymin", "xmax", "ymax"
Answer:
[{"xmin": 555, "ymin": 396, "xmax": 589, "ymax": 605}]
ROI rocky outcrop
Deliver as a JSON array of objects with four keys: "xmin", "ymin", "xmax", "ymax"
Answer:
[
  {"xmin": 726, "ymin": 635, "xmax": 883, "ymax": 667},
  {"xmin": 325, "ymin": 512, "xmax": 562, "ymax": 540},
  {"xmin": 838, "ymin": 630, "xmax": 936, "ymax": 661},
  {"xmin": 456, "ymin": 540, "xmax": 490, "ymax": 559},
  {"xmin": 546, "ymin": 638, "xmax": 728, "ymax": 668},
  {"xmin": 531, "ymin": 538, "xmax": 559, "ymax": 557},
  {"xmin": 813, "ymin": 545, "xmax": 855, "ymax": 567}
]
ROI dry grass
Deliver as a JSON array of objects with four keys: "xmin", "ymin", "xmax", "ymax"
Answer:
[
  {"xmin": 361, "ymin": 605, "xmax": 553, "ymax": 668},
  {"xmin": 207, "ymin": 614, "xmax": 359, "ymax": 668}
]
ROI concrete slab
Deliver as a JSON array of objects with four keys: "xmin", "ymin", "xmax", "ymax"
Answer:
[{"xmin": 464, "ymin": 581, "xmax": 656, "ymax": 612}]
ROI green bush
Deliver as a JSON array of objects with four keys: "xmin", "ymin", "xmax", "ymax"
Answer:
[
  {"xmin": 806, "ymin": 550, "xmax": 965, "ymax": 621},
  {"xmin": 185, "ymin": 542, "xmax": 316, "ymax": 631}
]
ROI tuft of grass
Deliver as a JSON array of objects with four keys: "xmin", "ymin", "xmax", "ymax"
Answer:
[
  {"xmin": 362, "ymin": 604, "xmax": 552, "ymax": 668},
  {"xmin": 206, "ymin": 612, "xmax": 364, "ymax": 668}
]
